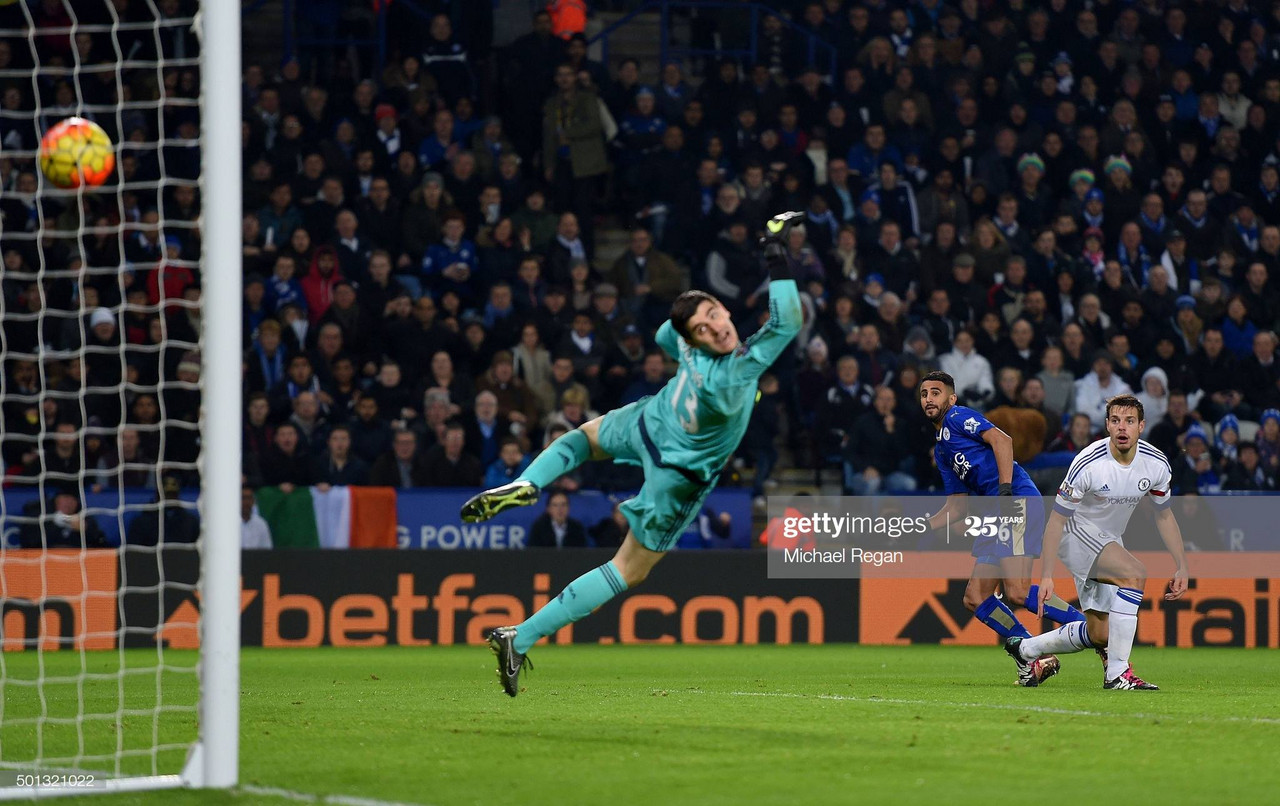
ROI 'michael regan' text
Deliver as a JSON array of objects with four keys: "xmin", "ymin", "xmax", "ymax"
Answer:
[{"xmin": 782, "ymin": 547, "xmax": 905, "ymax": 566}]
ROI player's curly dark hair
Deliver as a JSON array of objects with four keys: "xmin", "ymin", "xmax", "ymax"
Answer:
[
  {"xmin": 1105, "ymin": 394, "xmax": 1145, "ymax": 422},
  {"xmin": 670, "ymin": 290, "xmax": 721, "ymax": 341}
]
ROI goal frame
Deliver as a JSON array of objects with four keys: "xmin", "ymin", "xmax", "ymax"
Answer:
[
  {"xmin": 0, "ymin": 1, "xmax": 241, "ymax": 798},
  {"xmin": 194, "ymin": 0, "xmax": 243, "ymax": 791}
]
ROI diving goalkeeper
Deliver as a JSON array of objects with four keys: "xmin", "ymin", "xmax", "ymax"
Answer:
[{"xmin": 461, "ymin": 212, "xmax": 805, "ymax": 697}]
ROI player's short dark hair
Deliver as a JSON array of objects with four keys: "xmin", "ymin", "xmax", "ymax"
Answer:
[
  {"xmin": 670, "ymin": 290, "xmax": 720, "ymax": 341},
  {"xmin": 919, "ymin": 370, "xmax": 955, "ymax": 392},
  {"xmin": 1105, "ymin": 393, "xmax": 1144, "ymax": 421}
]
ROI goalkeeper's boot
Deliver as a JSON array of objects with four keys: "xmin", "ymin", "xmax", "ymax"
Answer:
[
  {"xmin": 1005, "ymin": 637, "xmax": 1060, "ymax": 687},
  {"xmin": 460, "ymin": 480, "xmax": 540, "ymax": 523},
  {"xmin": 488, "ymin": 626, "xmax": 532, "ymax": 698},
  {"xmin": 1104, "ymin": 666, "xmax": 1159, "ymax": 690}
]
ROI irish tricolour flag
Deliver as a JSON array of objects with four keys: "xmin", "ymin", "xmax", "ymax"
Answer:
[{"xmin": 254, "ymin": 486, "xmax": 398, "ymax": 549}]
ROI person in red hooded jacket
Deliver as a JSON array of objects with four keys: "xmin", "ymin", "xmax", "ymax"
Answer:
[{"xmin": 301, "ymin": 245, "xmax": 343, "ymax": 326}]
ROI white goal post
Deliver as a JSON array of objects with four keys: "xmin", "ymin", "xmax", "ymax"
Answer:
[
  {"xmin": 0, "ymin": 0, "xmax": 239, "ymax": 797},
  {"xmin": 194, "ymin": 0, "xmax": 242, "ymax": 791}
]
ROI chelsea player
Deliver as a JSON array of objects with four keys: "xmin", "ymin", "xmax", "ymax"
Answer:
[
  {"xmin": 462, "ymin": 212, "xmax": 805, "ymax": 696},
  {"xmin": 919, "ymin": 370, "xmax": 1087, "ymax": 686}
]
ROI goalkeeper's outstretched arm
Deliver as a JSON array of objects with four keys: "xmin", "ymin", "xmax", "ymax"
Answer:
[{"xmin": 727, "ymin": 230, "xmax": 804, "ymax": 373}]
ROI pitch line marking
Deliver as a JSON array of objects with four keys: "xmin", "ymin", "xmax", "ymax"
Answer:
[
  {"xmin": 696, "ymin": 691, "xmax": 1280, "ymax": 726},
  {"xmin": 240, "ymin": 784, "xmax": 430, "ymax": 806}
]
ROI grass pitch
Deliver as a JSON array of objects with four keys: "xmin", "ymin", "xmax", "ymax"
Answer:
[{"xmin": 3, "ymin": 645, "xmax": 1278, "ymax": 804}]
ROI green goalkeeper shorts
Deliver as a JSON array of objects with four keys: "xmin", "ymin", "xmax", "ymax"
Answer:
[{"xmin": 597, "ymin": 398, "xmax": 720, "ymax": 553}]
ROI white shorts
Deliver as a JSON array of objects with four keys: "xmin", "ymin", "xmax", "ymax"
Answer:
[{"xmin": 1060, "ymin": 521, "xmax": 1120, "ymax": 613}]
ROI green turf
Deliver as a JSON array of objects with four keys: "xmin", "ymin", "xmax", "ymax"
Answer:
[{"xmin": 2, "ymin": 645, "xmax": 1279, "ymax": 804}]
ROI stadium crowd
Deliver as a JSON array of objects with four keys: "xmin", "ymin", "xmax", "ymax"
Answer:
[{"xmin": 7, "ymin": 0, "xmax": 1280, "ymax": 548}]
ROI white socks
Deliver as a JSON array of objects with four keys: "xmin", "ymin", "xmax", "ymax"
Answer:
[
  {"xmin": 1106, "ymin": 587, "xmax": 1144, "ymax": 680},
  {"xmin": 1018, "ymin": 620, "xmax": 1091, "ymax": 661}
]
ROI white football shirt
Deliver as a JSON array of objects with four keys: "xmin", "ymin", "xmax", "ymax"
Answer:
[{"xmin": 1054, "ymin": 437, "xmax": 1173, "ymax": 542}]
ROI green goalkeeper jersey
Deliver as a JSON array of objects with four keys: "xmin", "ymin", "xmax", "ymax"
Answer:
[{"xmin": 644, "ymin": 279, "xmax": 802, "ymax": 481}]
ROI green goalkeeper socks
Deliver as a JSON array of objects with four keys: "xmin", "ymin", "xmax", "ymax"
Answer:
[
  {"xmin": 514, "ymin": 562, "xmax": 628, "ymax": 654},
  {"xmin": 518, "ymin": 428, "xmax": 592, "ymax": 490}
]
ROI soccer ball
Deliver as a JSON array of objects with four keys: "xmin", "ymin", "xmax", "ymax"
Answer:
[{"xmin": 39, "ymin": 117, "xmax": 115, "ymax": 189}]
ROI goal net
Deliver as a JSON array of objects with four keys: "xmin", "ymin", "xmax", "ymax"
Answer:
[{"xmin": 0, "ymin": 0, "xmax": 239, "ymax": 796}]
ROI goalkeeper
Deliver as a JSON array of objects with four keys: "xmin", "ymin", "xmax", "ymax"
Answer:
[{"xmin": 462, "ymin": 212, "xmax": 805, "ymax": 696}]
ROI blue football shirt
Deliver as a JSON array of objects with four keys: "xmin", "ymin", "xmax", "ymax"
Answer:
[{"xmin": 932, "ymin": 405, "xmax": 1037, "ymax": 496}]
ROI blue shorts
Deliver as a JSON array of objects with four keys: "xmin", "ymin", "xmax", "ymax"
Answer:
[
  {"xmin": 972, "ymin": 494, "xmax": 1044, "ymax": 566},
  {"xmin": 597, "ymin": 399, "xmax": 719, "ymax": 553}
]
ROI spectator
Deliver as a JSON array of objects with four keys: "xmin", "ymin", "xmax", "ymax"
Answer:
[
  {"xmin": 607, "ymin": 227, "xmax": 685, "ymax": 328},
  {"xmin": 259, "ymin": 422, "xmax": 314, "ymax": 491},
  {"xmin": 126, "ymin": 474, "xmax": 200, "ymax": 546},
  {"xmin": 845, "ymin": 387, "xmax": 918, "ymax": 495},
  {"xmin": 558, "ymin": 311, "xmax": 606, "ymax": 382},
  {"xmin": 1241, "ymin": 331, "xmax": 1280, "ymax": 411},
  {"xmin": 1192, "ymin": 326, "xmax": 1246, "ymax": 420},
  {"xmin": 1073, "ymin": 351, "xmax": 1133, "ymax": 430},
  {"xmin": 240, "ymin": 486, "xmax": 273, "ymax": 549},
  {"xmin": 422, "ymin": 213, "xmax": 479, "ymax": 305},
  {"xmin": 421, "ymin": 419, "xmax": 482, "ymax": 487},
  {"xmin": 543, "ymin": 62, "xmax": 607, "ymax": 247},
  {"xmin": 545, "ymin": 384, "xmax": 597, "ymax": 435},
  {"xmin": 96, "ymin": 427, "xmax": 157, "ymax": 491},
  {"xmin": 1048, "ymin": 412, "xmax": 1098, "ymax": 454},
  {"xmin": 484, "ymin": 436, "xmax": 530, "ymax": 488},
  {"xmin": 421, "ymin": 14, "xmax": 475, "ymax": 105},
  {"xmin": 621, "ymin": 350, "xmax": 669, "ymax": 406},
  {"xmin": 938, "ymin": 330, "xmax": 994, "ymax": 410},
  {"xmin": 529, "ymin": 490, "xmax": 587, "ymax": 548},
  {"xmin": 370, "ymin": 429, "xmax": 430, "ymax": 488},
  {"xmin": 313, "ymin": 425, "xmax": 370, "ymax": 486},
  {"xmin": 22, "ymin": 421, "xmax": 82, "ymax": 486},
  {"xmin": 1171, "ymin": 424, "xmax": 1221, "ymax": 494},
  {"xmin": 19, "ymin": 490, "xmax": 109, "ymax": 549},
  {"xmin": 1135, "ymin": 367, "xmax": 1170, "ymax": 436},
  {"xmin": 347, "ymin": 396, "xmax": 392, "ymax": 464},
  {"xmin": 463, "ymin": 390, "xmax": 520, "ymax": 468},
  {"xmin": 1224, "ymin": 442, "xmax": 1273, "ymax": 491},
  {"xmin": 817, "ymin": 355, "xmax": 873, "ymax": 457},
  {"xmin": 476, "ymin": 350, "xmax": 540, "ymax": 431},
  {"xmin": 288, "ymin": 390, "xmax": 329, "ymax": 453}
]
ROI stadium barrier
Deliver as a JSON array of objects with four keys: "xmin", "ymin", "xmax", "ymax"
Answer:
[
  {"xmin": 0, "ymin": 487, "xmax": 754, "ymax": 549},
  {"xmin": 860, "ymin": 552, "xmax": 1280, "ymax": 649},
  {"xmin": 4, "ymin": 549, "xmax": 1276, "ymax": 650}
]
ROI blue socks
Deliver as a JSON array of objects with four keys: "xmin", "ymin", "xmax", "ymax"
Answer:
[
  {"xmin": 514, "ymin": 562, "xmax": 627, "ymax": 654},
  {"xmin": 1026, "ymin": 584, "xmax": 1086, "ymax": 624},
  {"xmin": 974, "ymin": 594, "xmax": 1032, "ymax": 640},
  {"xmin": 518, "ymin": 429, "xmax": 591, "ymax": 490}
]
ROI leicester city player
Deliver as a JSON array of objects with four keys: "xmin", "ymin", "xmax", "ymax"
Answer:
[
  {"xmin": 919, "ymin": 370, "xmax": 1087, "ymax": 686},
  {"xmin": 461, "ymin": 212, "xmax": 805, "ymax": 696}
]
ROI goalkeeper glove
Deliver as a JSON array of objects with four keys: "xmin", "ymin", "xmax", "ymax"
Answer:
[{"xmin": 761, "ymin": 211, "xmax": 804, "ymax": 281}]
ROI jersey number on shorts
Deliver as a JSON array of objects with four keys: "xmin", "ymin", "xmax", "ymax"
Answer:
[{"xmin": 671, "ymin": 369, "xmax": 700, "ymax": 433}]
